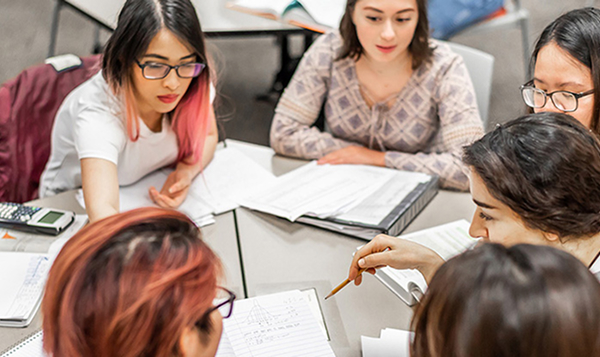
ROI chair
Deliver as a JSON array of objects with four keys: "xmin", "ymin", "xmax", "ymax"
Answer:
[
  {"xmin": 0, "ymin": 54, "xmax": 101, "ymax": 203},
  {"xmin": 456, "ymin": 0, "xmax": 530, "ymax": 77},
  {"xmin": 446, "ymin": 42, "xmax": 495, "ymax": 128}
]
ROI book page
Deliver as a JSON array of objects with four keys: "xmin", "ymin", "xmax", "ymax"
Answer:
[
  {"xmin": 297, "ymin": 0, "xmax": 346, "ymax": 28},
  {"xmin": 336, "ymin": 171, "xmax": 430, "ymax": 225},
  {"xmin": 221, "ymin": 290, "xmax": 335, "ymax": 357},
  {"xmin": 227, "ymin": 0, "xmax": 290, "ymax": 18},
  {"xmin": 0, "ymin": 253, "xmax": 49, "ymax": 320},
  {"xmin": 400, "ymin": 220, "xmax": 476, "ymax": 261},
  {"xmin": 241, "ymin": 162, "xmax": 396, "ymax": 221}
]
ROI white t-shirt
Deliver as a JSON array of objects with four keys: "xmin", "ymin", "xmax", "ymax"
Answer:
[{"xmin": 40, "ymin": 71, "xmax": 213, "ymax": 197}]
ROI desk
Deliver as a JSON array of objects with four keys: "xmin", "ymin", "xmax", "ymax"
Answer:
[
  {"xmin": 0, "ymin": 190, "xmax": 246, "ymax": 353},
  {"xmin": 228, "ymin": 141, "xmax": 476, "ymax": 356}
]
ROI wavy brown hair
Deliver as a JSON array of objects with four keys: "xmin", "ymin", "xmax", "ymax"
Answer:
[
  {"xmin": 42, "ymin": 208, "xmax": 221, "ymax": 357},
  {"xmin": 463, "ymin": 112, "xmax": 600, "ymax": 240},
  {"xmin": 337, "ymin": 0, "xmax": 433, "ymax": 68},
  {"xmin": 411, "ymin": 243, "xmax": 600, "ymax": 357}
]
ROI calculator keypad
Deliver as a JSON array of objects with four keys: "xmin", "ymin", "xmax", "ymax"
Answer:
[{"xmin": 0, "ymin": 203, "xmax": 41, "ymax": 222}]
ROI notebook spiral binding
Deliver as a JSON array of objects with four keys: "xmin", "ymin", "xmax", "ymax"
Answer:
[{"xmin": 0, "ymin": 329, "xmax": 42, "ymax": 357}]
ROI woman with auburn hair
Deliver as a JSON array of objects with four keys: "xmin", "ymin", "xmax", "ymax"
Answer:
[
  {"xmin": 42, "ymin": 207, "xmax": 233, "ymax": 357},
  {"xmin": 347, "ymin": 112, "xmax": 600, "ymax": 284},
  {"xmin": 411, "ymin": 243, "xmax": 600, "ymax": 357},
  {"xmin": 40, "ymin": 0, "xmax": 218, "ymax": 222},
  {"xmin": 521, "ymin": 7, "xmax": 600, "ymax": 132},
  {"xmin": 270, "ymin": 0, "xmax": 484, "ymax": 191}
]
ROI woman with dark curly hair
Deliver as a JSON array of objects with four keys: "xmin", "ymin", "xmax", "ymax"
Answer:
[{"xmin": 347, "ymin": 112, "xmax": 600, "ymax": 284}]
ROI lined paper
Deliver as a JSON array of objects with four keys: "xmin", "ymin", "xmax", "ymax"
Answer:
[
  {"xmin": 218, "ymin": 290, "xmax": 335, "ymax": 357},
  {"xmin": 0, "ymin": 330, "xmax": 45, "ymax": 357}
]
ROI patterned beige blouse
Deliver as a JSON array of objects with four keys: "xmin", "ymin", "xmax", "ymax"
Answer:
[{"xmin": 270, "ymin": 31, "xmax": 484, "ymax": 191}]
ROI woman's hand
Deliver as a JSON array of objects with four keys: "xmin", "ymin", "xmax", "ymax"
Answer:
[
  {"xmin": 348, "ymin": 234, "xmax": 445, "ymax": 285},
  {"xmin": 149, "ymin": 167, "xmax": 193, "ymax": 209},
  {"xmin": 317, "ymin": 146, "xmax": 386, "ymax": 166}
]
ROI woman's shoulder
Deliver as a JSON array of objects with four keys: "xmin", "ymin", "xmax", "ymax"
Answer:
[
  {"xmin": 414, "ymin": 39, "xmax": 467, "ymax": 79},
  {"xmin": 305, "ymin": 30, "xmax": 344, "ymax": 60}
]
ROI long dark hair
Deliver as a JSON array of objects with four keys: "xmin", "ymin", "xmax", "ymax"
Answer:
[
  {"xmin": 412, "ymin": 243, "xmax": 600, "ymax": 357},
  {"xmin": 337, "ymin": 0, "xmax": 432, "ymax": 68},
  {"xmin": 463, "ymin": 112, "xmax": 600, "ymax": 240},
  {"xmin": 530, "ymin": 7, "xmax": 600, "ymax": 132},
  {"xmin": 102, "ymin": 0, "xmax": 212, "ymax": 164}
]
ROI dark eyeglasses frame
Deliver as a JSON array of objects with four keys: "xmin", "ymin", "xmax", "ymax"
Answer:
[
  {"xmin": 135, "ymin": 60, "xmax": 206, "ymax": 80},
  {"xmin": 202, "ymin": 287, "xmax": 236, "ymax": 320},
  {"xmin": 520, "ymin": 80, "xmax": 594, "ymax": 113}
]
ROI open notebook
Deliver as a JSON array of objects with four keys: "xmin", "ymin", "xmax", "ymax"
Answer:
[{"xmin": 0, "ymin": 215, "xmax": 87, "ymax": 328}]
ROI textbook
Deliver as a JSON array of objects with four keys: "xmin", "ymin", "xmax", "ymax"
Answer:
[
  {"xmin": 374, "ymin": 220, "xmax": 477, "ymax": 306},
  {"xmin": 0, "ymin": 215, "xmax": 87, "ymax": 328},
  {"xmin": 241, "ymin": 162, "xmax": 438, "ymax": 240},
  {"xmin": 226, "ymin": 0, "xmax": 346, "ymax": 33}
]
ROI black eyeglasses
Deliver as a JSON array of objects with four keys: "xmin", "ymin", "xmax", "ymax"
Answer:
[
  {"xmin": 520, "ymin": 80, "xmax": 594, "ymax": 113},
  {"xmin": 202, "ymin": 287, "xmax": 236, "ymax": 320},
  {"xmin": 135, "ymin": 60, "xmax": 206, "ymax": 80}
]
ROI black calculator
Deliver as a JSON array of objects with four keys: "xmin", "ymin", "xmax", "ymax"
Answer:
[{"xmin": 0, "ymin": 202, "xmax": 75, "ymax": 236}]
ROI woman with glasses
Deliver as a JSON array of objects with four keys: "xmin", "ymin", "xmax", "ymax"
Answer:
[
  {"xmin": 521, "ymin": 7, "xmax": 600, "ymax": 132},
  {"xmin": 270, "ymin": 0, "xmax": 484, "ymax": 191},
  {"xmin": 40, "ymin": 0, "xmax": 217, "ymax": 222},
  {"xmin": 347, "ymin": 112, "xmax": 600, "ymax": 285},
  {"xmin": 42, "ymin": 207, "xmax": 234, "ymax": 357}
]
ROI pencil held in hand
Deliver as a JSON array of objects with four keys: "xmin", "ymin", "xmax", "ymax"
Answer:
[{"xmin": 325, "ymin": 267, "xmax": 367, "ymax": 300}]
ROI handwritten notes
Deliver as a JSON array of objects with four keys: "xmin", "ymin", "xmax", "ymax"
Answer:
[{"xmin": 216, "ymin": 290, "xmax": 334, "ymax": 357}]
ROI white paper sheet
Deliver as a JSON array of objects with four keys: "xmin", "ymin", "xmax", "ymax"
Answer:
[
  {"xmin": 241, "ymin": 162, "xmax": 397, "ymax": 221},
  {"xmin": 298, "ymin": 0, "xmax": 346, "ymax": 28},
  {"xmin": 0, "ymin": 330, "xmax": 45, "ymax": 357},
  {"xmin": 361, "ymin": 328, "xmax": 411, "ymax": 357},
  {"xmin": 219, "ymin": 290, "xmax": 335, "ymax": 357},
  {"xmin": 401, "ymin": 219, "xmax": 476, "ymax": 261}
]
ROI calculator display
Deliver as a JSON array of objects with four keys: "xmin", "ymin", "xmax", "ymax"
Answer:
[{"xmin": 38, "ymin": 211, "xmax": 64, "ymax": 224}]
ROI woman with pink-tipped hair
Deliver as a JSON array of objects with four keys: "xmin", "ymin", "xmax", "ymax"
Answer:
[{"xmin": 40, "ymin": 0, "xmax": 217, "ymax": 222}]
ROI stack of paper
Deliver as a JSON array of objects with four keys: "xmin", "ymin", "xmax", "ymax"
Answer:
[
  {"xmin": 240, "ymin": 162, "xmax": 398, "ymax": 222},
  {"xmin": 361, "ymin": 328, "xmax": 412, "ymax": 357},
  {"xmin": 76, "ymin": 147, "xmax": 275, "ymax": 226}
]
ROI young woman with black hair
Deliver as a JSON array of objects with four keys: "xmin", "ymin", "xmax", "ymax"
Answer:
[
  {"xmin": 347, "ymin": 112, "xmax": 600, "ymax": 284},
  {"xmin": 40, "ymin": 0, "xmax": 217, "ymax": 222},
  {"xmin": 412, "ymin": 243, "xmax": 600, "ymax": 357},
  {"xmin": 270, "ymin": 0, "xmax": 484, "ymax": 191},
  {"xmin": 521, "ymin": 7, "xmax": 600, "ymax": 131}
]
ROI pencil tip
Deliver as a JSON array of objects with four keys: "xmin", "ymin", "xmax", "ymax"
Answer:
[{"xmin": 324, "ymin": 294, "xmax": 331, "ymax": 300}]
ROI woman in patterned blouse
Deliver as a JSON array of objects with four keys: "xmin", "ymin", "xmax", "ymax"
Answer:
[{"xmin": 270, "ymin": 0, "xmax": 484, "ymax": 190}]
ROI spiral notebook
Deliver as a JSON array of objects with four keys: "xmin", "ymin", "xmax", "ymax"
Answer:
[{"xmin": 0, "ymin": 330, "xmax": 44, "ymax": 357}]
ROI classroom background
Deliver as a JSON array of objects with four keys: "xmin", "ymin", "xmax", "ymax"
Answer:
[{"xmin": 0, "ymin": 0, "xmax": 593, "ymax": 144}]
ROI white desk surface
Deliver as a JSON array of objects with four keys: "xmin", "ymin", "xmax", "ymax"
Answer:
[
  {"xmin": 227, "ymin": 140, "xmax": 476, "ymax": 356},
  {"xmin": 0, "ymin": 190, "xmax": 245, "ymax": 353},
  {"xmin": 63, "ymin": 0, "xmax": 297, "ymax": 33}
]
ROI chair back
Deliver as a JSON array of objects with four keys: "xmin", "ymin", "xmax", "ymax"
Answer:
[
  {"xmin": 0, "ymin": 55, "xmax": 101, "ymax": 203},
  {"xmin": 446, "ymin": 42, "xmax": 495, "ymax": 128}
]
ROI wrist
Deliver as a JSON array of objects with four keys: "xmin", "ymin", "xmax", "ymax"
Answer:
[{"xmin": 418, "ymin": 251, "xmax": 444, "ymax": 284}]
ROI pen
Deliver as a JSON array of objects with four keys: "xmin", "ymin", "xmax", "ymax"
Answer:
[{"xmin": 325, "ymin": 267, "xmax": 367, "ymax": 300}]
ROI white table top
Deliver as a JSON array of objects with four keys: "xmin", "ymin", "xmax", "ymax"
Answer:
[
  {"xmin": 63, "ymin": 0, "xmax": 299, "ymax": 34},
  {"xmin": 226, "ymin": 140, "xmax": 476, "ymax": 356}
]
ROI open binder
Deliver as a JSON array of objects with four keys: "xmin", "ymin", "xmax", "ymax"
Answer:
[{"xmin": 296, "ymin": 176, "xmax": 439, "ymax": 240}]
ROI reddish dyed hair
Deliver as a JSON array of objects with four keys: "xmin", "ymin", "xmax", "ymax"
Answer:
[
  {"xmin": 103, "ymin": 0, "xmax": 213, "ymax": 164},
  {"xmin": 42, "ymin": 207, "xmax": 221, "ymax": 357}
]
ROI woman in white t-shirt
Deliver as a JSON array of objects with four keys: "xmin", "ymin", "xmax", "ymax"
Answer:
[{"xmin": 41, "ymin": 0, "xmax": 218, "ymax": 222}]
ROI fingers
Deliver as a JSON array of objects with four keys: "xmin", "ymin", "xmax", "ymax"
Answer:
[
  {"xmin": 149, "ymin": 187, "xmax": 179, "ymax": 208},
  {"xmin": 167, "ymin": 180, "xmax": 189, "ymax": 194},
  {"xmin": 348, "ymin": 234, "xmax": 396, "ymax": 280}
]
